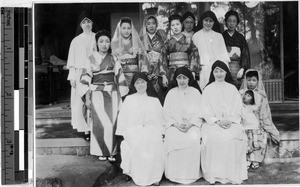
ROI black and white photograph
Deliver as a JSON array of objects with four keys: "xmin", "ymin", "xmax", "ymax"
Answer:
[{"xmin": 1, "ymin": 0, "xmax": 299, "ymax": 187}]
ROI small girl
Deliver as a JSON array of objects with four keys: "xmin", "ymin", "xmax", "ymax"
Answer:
[{"xmin": 241, "ymin": 90, "xmax": 260, "ymax": 152}]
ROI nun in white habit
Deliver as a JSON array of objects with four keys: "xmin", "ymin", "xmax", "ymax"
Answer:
[
  {"xmin": 164, "ymin": 67, "xmax": 203, "ymax": 184},
  {"xmin": 66, "ymin": 11, "xmax": 95, "ymax": 139},
  {"xmin": 200, "ymin": 60, "xmax": 248, "ymax": 184},
  {"xmin": 116, "ymin": 72, "xmax": 174, "ymax": 186}
]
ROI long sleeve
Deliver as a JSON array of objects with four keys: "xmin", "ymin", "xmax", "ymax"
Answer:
[
  {"xmin": 116, "ymin": 97, "xmax": 130, "ymax": 136},
  {"xmin": 241, "ymin": 37, "xmax": 251, "ymax": 69},
  {"xmin": 200, "ymin": 88, "xmax": 220, "ymax": 124},
  {"xmin": 188, "ymin": 39, "xmax": 201, "ymax": 74},
  {"xmin": 217, "ymin": 34, "xmax": 230, "ymax": 65}
]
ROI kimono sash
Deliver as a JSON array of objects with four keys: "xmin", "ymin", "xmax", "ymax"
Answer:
[
  {"xmin": 120, "ymin": 57, "xmax": 139, "ymax": 73},
  {"xmin": 169, "ymin": 52, "xmax": 189, "ymax": 67},
  {"xmin": 92, "ymin": 72, "xmax": 115, "ymax": 85}
]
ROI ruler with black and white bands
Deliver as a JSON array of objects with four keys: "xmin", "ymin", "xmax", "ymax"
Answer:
[{"xmin": 1, "ymin": 7, "xmax": 33, "ymax": 185}]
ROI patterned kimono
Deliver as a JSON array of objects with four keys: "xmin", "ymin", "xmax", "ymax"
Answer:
[
  {"xmin": 240, "ymin": 69, "xmax": 280, "ymax": 163},
  {"xmin": 81, "ymin": 52, "xmax": 125, "ymax": 157},
  {"xmin": 140, "ymin": 31, "xmax": 168, "ymax": 103},
  {"xmin": 222, "ymin": 30, "xmax": 251, "ymax": 88},
  {"xmin": 165, "ymin": 34, "xmax": 201, "ymax": 81}
]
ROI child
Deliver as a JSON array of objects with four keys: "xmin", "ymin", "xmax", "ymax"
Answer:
[{"xmin": 241, "ymin": 90, "xmax": 260, "ymax": 153}]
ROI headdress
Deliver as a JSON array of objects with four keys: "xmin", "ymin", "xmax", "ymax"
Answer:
[
  {"xmin": 240, "ymin": 69, "xmax": 266, "ymax": 97},
  {"xmin": 128, "ymin": 72, "xmax": 158, "ymax": 98},
  {"xmin": 195, "ymin": 10, "xmax": 221, "ymax": 33},
  {"xmin": 168, "ymin": 67, "xmax": 202, "ymax": 93},
  {"xmin": 140, "ymin": 15, "xmax": 158, "ymax": 52},
  {"xmin": 111, "ymin": 17, "xmax": 145, "ymax": 57},
  {"xmin": 206, "ymin": 60, "xmax": 234, "ymax": 86}
]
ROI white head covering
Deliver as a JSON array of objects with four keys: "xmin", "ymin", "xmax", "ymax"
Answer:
[
  {"xmin": 240, "ymin": 69, "xmax": 267, "ymax": 97},
  {"xmin": 111, "ymin": 17, "xmax": 145, "ymax": 57}
]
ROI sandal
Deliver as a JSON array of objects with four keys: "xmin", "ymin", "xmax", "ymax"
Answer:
[
  {"xmin": 98, "ymin": 156, "xmax": 107, "ymax": 161},
  {"xmin": 247, "ymin": 161, "xmax": 252, "ymax": 170},
  {"xmin": 108, "ymin": 156, "xmax": 116, "ymax": 162},
  {"xmin": 84, "ymin": 134, "xmax": 90, "ymax": 141},
  {"xmin": 153, "ymin": 182, "xmax": 160, "ymax": 186},
  {"xmin": 251, "ymin": 162, "xmax": 260, "ymax": 170}
]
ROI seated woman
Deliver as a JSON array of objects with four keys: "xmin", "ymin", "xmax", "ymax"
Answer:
[
  {"xmin": 200, "ymin": 60, "xmax": 247, "ymax": 184},
  {"xmin": 239, "ymin": 69, "xmax": 280, "ymax": 169},
  {"xmin": 116, "ymin": 72, "xmax": 173, "ymax": 186},
  {"xmin": 164, "ymin": 67, "xmax": 202, "ymax": 184}
]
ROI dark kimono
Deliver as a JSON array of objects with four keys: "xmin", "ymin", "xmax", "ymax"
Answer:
[
  {"xmin": 222, "ymin": 30, "xmax": 251, "ymax": 88},
  {"xmin": 165, "ymin": 34, "xmax": 201, "ymax": 81},
  {"xmin": 140, "ymin": 31, "xmax": 168, "ymax": 104}
]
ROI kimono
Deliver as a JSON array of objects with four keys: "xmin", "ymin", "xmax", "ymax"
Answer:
[
  {"xmin": 164, "ymin": 86, "xmax": 202, "ymax": 184},
  {"xmin": 165, "ymin": 34, "xmax": 201, "ymax": 81},
  {"xmin": 223, "ymin": 30, "xmax": 251, "ymax": 88},
  {"xmin": 140, "ymin": 27, "xmax": 168, "ymax": 104},
  {"xmin": 111, "ymin": 19, "xmax": 147, "ymax": 96},
  {"xmin": 80, "ymin": 52, "xmax": 125, "ymax": 157},
  {"xmin": 200, "ymin": 81, "xmax": 247, "ymax": 184},
  {"xmin": 66, "ymin": 32, "xmax": 95, "ymax": 132},
  {"xmin": 116, "ymin": 93, "xmax": 173, "ymax": 186},
  {"xmin": 240, "ymin": 69, "xmax": 280, "ymax": 163},
  {"xmin": 192, "ymin": 30, "xmax": 230, "ymax": 90}
]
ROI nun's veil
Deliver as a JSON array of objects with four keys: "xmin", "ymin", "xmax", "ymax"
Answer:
[
  {"xmin": 206, "ymin": 60, "xmax": 234, "ymax": 87},
  {"xmin": 127, "ymin": 72, "xmax": 158, "ymax": 98},
  {"xmin": 75, "ymin": 10, "xmax": 97, "ymax": 37}
]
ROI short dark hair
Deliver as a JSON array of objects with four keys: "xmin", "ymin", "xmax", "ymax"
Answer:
[
  {"xmin": 245, "ymin": 89, "xmax": 255, "ymax": 105},
  {"xmin": 245, "ymin": 70, "xmax": 259, "ymax": 80},
  {"xmin": 120, "ymin": 17, "xmax": 132, "ymax": 26},
  {"xmin": 168, "ymin": 14, "xmax": 182, "ymax": 25},
  {"xmin": 224, "ymin": 10, "xmax": 240, "ymax": 25}
]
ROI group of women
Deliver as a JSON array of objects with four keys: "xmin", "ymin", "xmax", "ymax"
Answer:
[{"xmin": 66, "ymin": 9, "xmax": 280, "ymax": 186}]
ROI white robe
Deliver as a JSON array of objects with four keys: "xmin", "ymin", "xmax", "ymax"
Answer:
[
  {"xmin": 192, "ymin": 30, "xmax": 230, "ymax": 90},
  {"xmin": 200, "ymin": 81, "xmax": 248, "ymax": 184},
  {"xmin": 164, "ymin": 86, "xmax": 202, "ymax": 184},
  {"xmin": 66, "ymin": 32, "xmax": 95, "ymax": 132},
  {"xmin": 116, "ymin": 93, "xmax": 173, "ymax": 186}
]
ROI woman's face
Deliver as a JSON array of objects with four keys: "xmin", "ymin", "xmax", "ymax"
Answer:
[
  {"xmin": 97, "ymin": 35, "xmax": 110, "ymax": 53},
  {"xmin": 146, "ymin": 17, "xmax": 157, "ymax": 35},
  {"xmin": 80, "ymin": 19, "xmax": 93, "ymax": 32},
  {"xmin": 120, "ymin": 22, "xmax": 132, "ymax": 39},
  {"xmin": 226, "ymin": 15, "xmax": 238, "ymax": 31},
  {"xmin": 246, "ymin": 76, "xmax": 258, "ymax": 90},
  {"xmin": 203, "ymin": 17, "xmax": 214, "ymax": 31},
  {"xmin": 183, "ymin": 17, "xmax": 195, "ymax": 32},
  {"xmin": 176, "ymin": 74, "xmax": 189, "ymax": 89},
  {"xmin": 170, "ymin": 19, "xmax": 182, "ymax": 35},
  {"xmin": 243, "ymin": 93, "xmax": 253, "ymax": 105},
  {"xmin": 213, "ymin": 67, "xmax": 227, "ymax": 82},
  {"xmin": 134, "ymin": 78, "xmax": 147, "ymax": 94}
]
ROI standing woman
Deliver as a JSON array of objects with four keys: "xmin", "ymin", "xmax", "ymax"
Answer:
[
  {"xmin": 140, "ymin": 15, "xmax": 169, "ymax": 104},
  {"xmin": 181, "ymin": 11, "xmax": 196, "ymax": 41},
  {"xmin": 193, "ymin": 10, "xmax": 230, "ymax": 90},
  {"xmin": 165, "ymin": 14, "xmax": 201, "ymax": 82},
  {"xmin": 223, "ymin": 10, "xmax": 251, "ymax": 88},
  {"xmin": 200, "ymin": 60, "xmax": 247, "ymax": 184},
  {"xmin": 66, "ymin": 12, "xmax": 95, "ymax": 140},
  {"xmin": 164, "ymin": 67, "xmax": 202, "ymax": 184},
  {"xmin": 81, "ymin": 30, "xmax": 126, "ymax": 161},
  {"xmin": 116, "ymin": 72, "xmax": 173, "ymax": 186},
  {"xmin": 111, "ymin": 17, "xmax": 147, "ymax": 97}
]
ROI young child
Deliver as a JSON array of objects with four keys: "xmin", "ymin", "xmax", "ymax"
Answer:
[{"xmin": 241, "ymin": 89, "xmax": 260, "ymax": 152}]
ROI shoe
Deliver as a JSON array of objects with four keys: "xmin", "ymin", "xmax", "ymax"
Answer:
[
  {"xmin": 251, "ymin": 162, "xmax": 260, "ymax": 170},
  {"xmin": 108, "ymin": 156, "xmax": 116, "ymax": 162},
  {"xmin": 125, "ymin": 175, "xmax": 131, "ymax": 181},
  {"xmin": 98, "ymin": 156, "xmax": 107, "ymax": 161},
  {"xmin": 247, "ymin": 161, "xmax": 252, "ymax": 170},
  {"xmin": 84, "ymin": 134, "xmax": 90, "ymax": 141},
  {"xmin": 153, "ymin": 182, "xmax": 160, "ymax": 186}
]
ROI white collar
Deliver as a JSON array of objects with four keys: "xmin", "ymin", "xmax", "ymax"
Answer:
[{"xmin": 147, "ymin": 32, "xmax": 156, "ymax": 40}]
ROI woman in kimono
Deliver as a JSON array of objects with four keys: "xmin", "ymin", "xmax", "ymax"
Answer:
[
  {"xmin": 240, "ymin": 69, "xmax": 280, "ymax": 169},
  {"xmin": 192, "ymin": 11, "xmax": 230, "ymax": 90},
  {"xmin": 66, "ymin": 11, "xmax": 95, "ymax": 140},
  {"xmin": 111, "ymin": 17, "xmax": 147, "ymax": 97},
  {"xmin": 181, "ymin": 11, "xmax": 196, "ymax": 41},
  {"xmin": 164, "ymin": 67, "xmax": 202, "ymax": 184},
  {"xmin": 200, "ymin": 60, "xmax": 247, "ymax": 184},
  {"xmin": 140, "ymin": 15, "xmax": 168, "ymax": 104},
  {"xmin": 223, "ymin": 10, "xmax": 251, "ymax": 88},
  {"xmin": 81, "ymin": 30, "xmax": 126, "ymax": 161},
  {"xmin": 165, "ymin": 14, "xmax": 201, "ymax": 82},
  {"xmin": 116, "ymin": 72, "xmax": 173, "ymax": 186}
]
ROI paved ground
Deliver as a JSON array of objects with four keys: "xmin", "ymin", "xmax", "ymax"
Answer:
[{"xmin": 36, "ymin": 154, "xmax": 300, "ymax": 187}]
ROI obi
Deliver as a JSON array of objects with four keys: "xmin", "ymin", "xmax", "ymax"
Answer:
[{"xmin": 169, "ymin": 52, "xmax": 189, "ymax": 67}]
